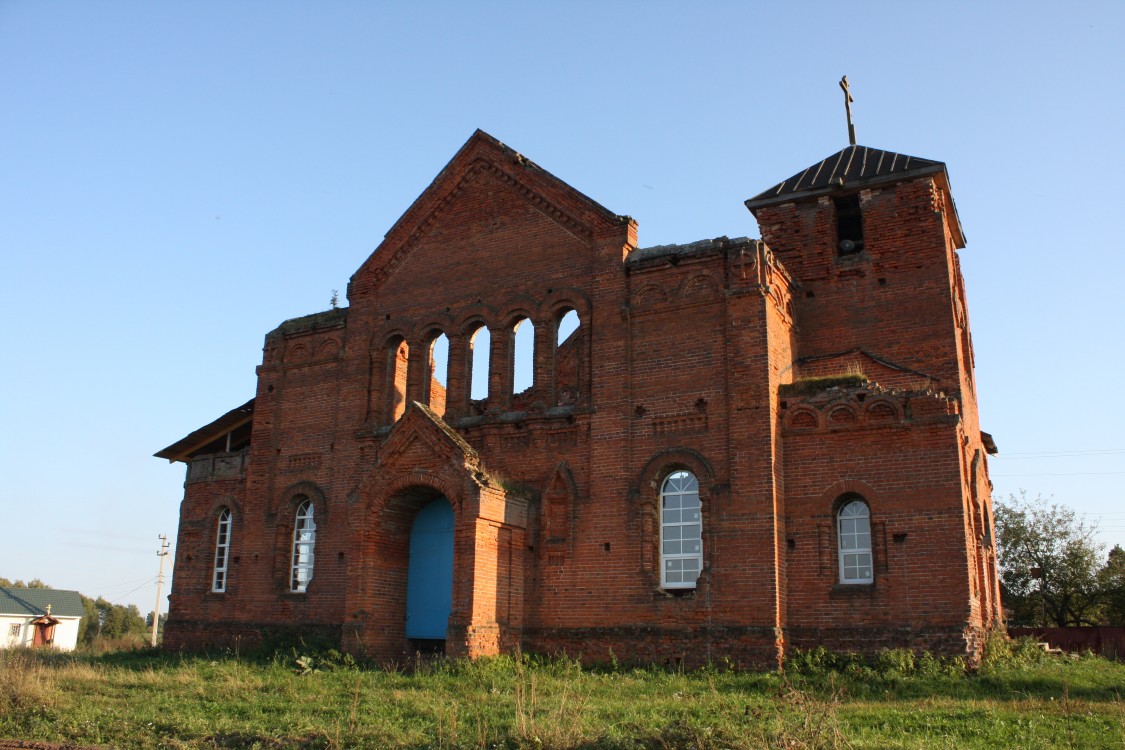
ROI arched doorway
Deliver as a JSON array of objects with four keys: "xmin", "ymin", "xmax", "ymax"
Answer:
[{"xmin": 405, "ymin": 497, "xmax": 454, "ymax": 648}]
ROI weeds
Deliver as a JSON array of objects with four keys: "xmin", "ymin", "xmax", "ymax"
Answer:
[
  {"xmin": 512, "ymin": 652, "xmax": 592, "ymax": 749},
  {"xmin": 1, "ymin": 647, "xmax": 1124, "ymax": 749},
  {"xmin": 0, "ymin": 649, "xmax": 57, "ymax": 719},
  {"xmin": 980, "ymin": 632, "xmax": 1054, "ymax": 670}
]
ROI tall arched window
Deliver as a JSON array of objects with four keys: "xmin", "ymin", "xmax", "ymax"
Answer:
[
  {"xmin": 837, "ymin": 498, "xmax": 873, "ymax": 584},
  {"xmin": 512, "ymin": 317, "xmax": 534, "ymax": 395},
  {"xmin": 389, "ymin": 338, "xmax": 409, "ymax": 423},
  {"xmin": 660, "ymin": 471, "xmax": 702, "ymax": 589},
  {"xmin": 212, "ymin": 507, "xmax": 232, "ymax": 593},
  {"xmin": 555, "ymin": 309, "xmax": 581, "ymax": 406},
  {"xmin": 428, "ymin": 333, "xmax": 449, "ymax": 417},
  {"xmin": 469, "ymin": 325, "xmax": 491, "ymax": 402},
  {"xmin": 291, "ymin": 499, "xmax": 316, "ymax": 592}
]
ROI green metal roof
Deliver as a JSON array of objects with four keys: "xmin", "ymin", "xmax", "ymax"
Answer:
[{"xmin": 0, "ymin": 587, "xmax": 85, "ymax": 618}]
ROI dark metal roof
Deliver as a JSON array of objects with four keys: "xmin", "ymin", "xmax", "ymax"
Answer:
[
  {"xmin": 0, "ymin": 587, "xmax": 85, "ymax": 618},
  {"xmin": 745, "ymin": 145, "xmax": 947, "ymax": 210},
  {"xmin": 155, "ymin": 398, "xmax": 255, "ymax": 463}
]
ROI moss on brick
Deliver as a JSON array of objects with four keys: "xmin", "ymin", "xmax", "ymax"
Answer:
[
  {"xmin": 271, "ymin": 307, "xmax": 348, "ymax": 338},
  {"xmin": 779, "ymin": 374, "xmax": 868, "ymax": 397}
]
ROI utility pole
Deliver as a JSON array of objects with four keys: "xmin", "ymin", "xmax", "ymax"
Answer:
[{"xmin": 152, "ymin": 534, "xmax": 170, "ymax": 647}]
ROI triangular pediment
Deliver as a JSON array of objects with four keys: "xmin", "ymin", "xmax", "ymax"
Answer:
[
  {"xmin": 378, "ymin": 402, "xmax": 480, "ymax": 474},
  {"xmin": 349, "ymin": 130, "xmax": 631, "ymax": 297}
]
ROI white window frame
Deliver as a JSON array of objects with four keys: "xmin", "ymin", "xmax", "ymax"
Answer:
[
  {"xmin": 660, "ymin": 470, "xmax": 703, "ymax": 589},
  {"xmin": 212, "ymin": 507, "xmax": 232, "ymax": 593},
  {"xmin": 290, "ymin": 499, "xmax": 316, "ymax": 592},
  {"xmin": 837, "ymin": 499, "xmax": 874, "ymax": 584}
]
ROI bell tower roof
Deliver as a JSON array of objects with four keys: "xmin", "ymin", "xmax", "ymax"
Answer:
[
  {"xmin": 745, "ymin": 144, "xmax": 964, "ymax": 248},
  {"xmin": 746, "ymin": 145, "xmax": 947, "ymax": 209}
]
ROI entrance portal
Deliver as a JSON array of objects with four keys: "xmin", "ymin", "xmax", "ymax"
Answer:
[{"xmin": 406, "ymin": 497, "xmax": 454, "ymax": 643}]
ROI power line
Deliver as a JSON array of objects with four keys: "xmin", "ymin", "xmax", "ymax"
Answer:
[
  {"xmin": 106, "ymin": 577, "xmax": 159, "ymax": 606},
  {"xmin": 992, "ymin": 449, "xmax": 1125, "ymax": 459},
  {"xmin": 993, "ymin": 471, "xmax": 1125, "ymax": 477}
]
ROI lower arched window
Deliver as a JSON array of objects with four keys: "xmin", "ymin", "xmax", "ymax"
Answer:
[
  {"xmin": 290, "ymin": 499, "xmax": 316, "ymax": 592},
  {"xmin": 660, "ymin": 471, "xmax": 702, "ymax": 589},
  {"xmin": 212, "ymin": 507, "xmax": 232, "ymax": 593},
  {"xmin": 837, "ymin": 498, "xmax": 873, "ymax": 584}
]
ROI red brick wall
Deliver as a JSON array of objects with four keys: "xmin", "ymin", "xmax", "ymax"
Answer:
[{"xmin": 164, "ymin": 134, "xmax": 997, "ymax": 667}]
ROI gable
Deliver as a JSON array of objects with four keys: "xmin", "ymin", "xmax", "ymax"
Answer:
[
  {"xmin": 349, "ymin": 130, "xmax": 632, "ymax": 300},
  {"xmin": 376, "ymin": 402, "xmax": 481, "ymax": 476}
]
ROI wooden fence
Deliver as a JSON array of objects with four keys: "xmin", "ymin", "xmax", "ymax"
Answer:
[{"xmin": 1008, "ymin": 626, "xmax": 1125, "ymax": 659}]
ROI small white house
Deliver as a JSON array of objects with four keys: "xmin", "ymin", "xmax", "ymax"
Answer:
[{"xmin": 1, "ymin": 587, "xmax": 84, "ymax": 651}]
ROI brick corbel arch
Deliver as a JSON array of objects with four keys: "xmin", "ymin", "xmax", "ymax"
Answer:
[
  {"xmin": 499, "ymin": 295, "xmax": 540, "ymax": 327},
  {"xmin": 204, "ymin": 494, "xmax": 243, "ymax": 522},
  {"xmin": 453, "ymin": 303, "xmax": 500, "ymax": 336},
  {"xmin": 864, "ymin": 397, "xmax": 902, "ymax": 422},
  {"xmin": 415, "ymin": 313, "xmax": 456, "ymax": 342},
  {"xmin": 785, "ymin": 406, "xmax": 821, "ymax": 431},
  {"xmin": 539, "ymin": 287, "xmax": 592, "ymax": 322},
  {"xmin": 373, "ymin": 322, "xmax": 412, "ymax": 349},
  {"xmin": 358, "ymin": 469, "xmax": 466, "ymax": 521}
]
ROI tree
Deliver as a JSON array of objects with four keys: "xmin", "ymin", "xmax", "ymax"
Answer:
[
  {"xmin": 77, "ymin": 595, "xmax": 100, "ymax": 645},
  {"xmin": 146, "ymin": 611, "xmax": 168, "ymax": 643},
  {"xmin": 0, "ymin": 577, "xmax": 50, "ymax": 588},
  {"xmin": 995, "ymin": 492, "xmax": 1105, "ymax": 627},
  {"xmin": 1098, "ymin": 545, "xmax": 1125, "ymax": 626}
]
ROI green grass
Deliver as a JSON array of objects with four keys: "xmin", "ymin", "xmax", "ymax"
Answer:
[{"xmin": 1, "ymin": 644, "xmax": 1123, "ymax": 749}]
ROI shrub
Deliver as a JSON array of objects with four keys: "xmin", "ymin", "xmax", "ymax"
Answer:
[{"xmin": 981, "ymin": 632, "xmax": 1052, "ymax": 670}]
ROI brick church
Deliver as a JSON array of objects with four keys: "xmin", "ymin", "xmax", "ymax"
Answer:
[{"xmin": 157, "ymin": 130, "xmax": 1002, "ymax": 667}]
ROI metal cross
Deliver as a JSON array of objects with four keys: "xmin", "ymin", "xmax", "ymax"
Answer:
[{"xmin": 840, "ymin": 76, "xmax": 857, "ymax": 146}]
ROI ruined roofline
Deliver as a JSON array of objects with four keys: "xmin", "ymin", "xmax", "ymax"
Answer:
[
  {"xmin": 155, "ymin": 398, "xmax": 255, "ymax": 463},
  {"xmin": 266, "ymin": 307, "xmax": 348, "ymax": 340},
  {"xmin": 626, "ymin": 236, "xmax": 757, "ymax": 266}
]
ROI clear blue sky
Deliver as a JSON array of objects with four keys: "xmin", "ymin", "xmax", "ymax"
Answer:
[{"xmin": 2, "ymin": 2, "xmax": 1122, "ymax": 614}]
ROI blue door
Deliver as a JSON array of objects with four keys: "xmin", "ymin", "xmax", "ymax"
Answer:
[{"xmin": 406, "ymin": 497, "xmax": 455, "ymax": 639}]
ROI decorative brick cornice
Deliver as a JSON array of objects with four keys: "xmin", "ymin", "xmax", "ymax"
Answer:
[{"xmin": 780, "ymin": 382, "xmax": 960, "ymax": 435}]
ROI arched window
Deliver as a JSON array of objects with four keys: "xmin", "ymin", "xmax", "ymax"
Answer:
[
  {"xmin": 212, "ymin": 507, "xmax": 232, "ymax": 593},
  {"xmin": 469, "ymin": 325, "xmax": 491, "ymax": 402},
  {"xmin": 837, "ymin": 498, "xmax": 873, "ymax": 584},
  {"xmin": 427, "ymin": 333, "xmax": 449, "ymax": 417},
  {"xmin": 290, "ymin": 499, "xmax": 316, "ymax": 592},
  {"xmin": 555, "ymin": 309, "xmax": 581, "ymax": 406},
  {"xmin": 512, "ymin": 317, "xmax": 534, "ymax": 395},
  {"xmin": 660, "ymin": 471, "xmax": 702, "ymax": 589},
  {"xmin": 389, "ymin": 338, "xmax": 409, "ymax": 423}
]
